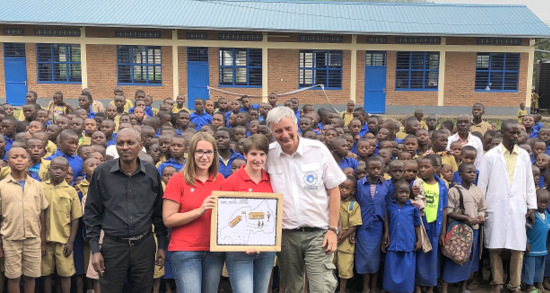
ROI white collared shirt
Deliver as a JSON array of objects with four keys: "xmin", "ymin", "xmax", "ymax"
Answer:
[
  {"xmin": 447, "ymin": 132, "xmax": 484, "ymax": 169},
  {"xmin": 265, "ymin": 137, "xmax": 346, "ymax": 229}
]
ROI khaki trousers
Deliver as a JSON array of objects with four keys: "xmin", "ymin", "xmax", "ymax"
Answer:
[
  {"xmin": 277, "ymin": 229, "xmax": 337, "ymax": 293},
  {"xmin": 489, "ymin": 248, "xmax": 524, "ymax": 290}
]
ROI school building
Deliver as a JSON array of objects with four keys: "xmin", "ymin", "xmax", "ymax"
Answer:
[{"xmin": 0, "ymin": 0, "xmax": 549, "ymax": 114}]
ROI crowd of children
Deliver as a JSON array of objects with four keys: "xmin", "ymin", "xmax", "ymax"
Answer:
[{"xmin": 0, "ymin": 87, "xmax": 548, "ymax": 293}]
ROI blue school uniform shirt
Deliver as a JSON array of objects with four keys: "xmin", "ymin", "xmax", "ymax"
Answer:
[
  {"xmin": 539, "ymin": 170, "xmax": 547, "ymax": 189},
  {"xmin": 29, "ymin": 162, "xmax": 41, "ymax": 181},
  {"xmin": 106, "ymin": 133, "xmax": 117, "ymax": 148},
  {"xmin": 534, "ymin": 121, "xmax": 544, "ymax": 134},
  {"xmin": 356, "ymin": 177, "xmax": 393, "ymax": 228},
  {"xmin": 526, "ymin": 210, "xmax": 550, "ymax": 256},
  {"xmin": 87, "ymin": 111, "xmax": 96, "ymax": 119},
  {"xmin": 190, "ymin": 111, "xmax": 213, "ymax": 131},
  {"xmin": 128, "ymin": 106, "xmax": 154, "ymax": 117},
  {"xmin": 218, "ymin": 150, "xmax": 245, "ymax": 178},
  {"xmin": 46, "ymin": 150, "xmax": 84, "ymax": 184},
  {"xmin": 451, "ymin": 169, "xmax": 479, "ymax": 186},
  {"xmin": 4, "ymin": 134, "xmax": 14, "ymax": 155},
  {"xmin": 339, "ymin": 157, "xmax": 359, "ymax": 172},
  {"xmin": 386, "ymin": 199, "xmax": 421, "ymax": 252},
  {"xmin": 157, "ymin": 158, "xmax": 186, "ymax": 174},
  {"xmin": 359, "ymin": 123, "xmax": 370, "ymax": 138},
  {"xmin": 240, "ymin": 105, "xmax": 259, "ymax": 112}
]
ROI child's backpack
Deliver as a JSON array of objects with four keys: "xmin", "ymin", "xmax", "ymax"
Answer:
[{"xmin": 442, "ymin": 187, "xmax": 474, "ymax": 265}]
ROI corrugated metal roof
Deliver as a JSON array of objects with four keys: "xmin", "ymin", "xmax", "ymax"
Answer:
[{"xmin": 0, "ymin": 0, "xmax": 549, "ymax": 38}]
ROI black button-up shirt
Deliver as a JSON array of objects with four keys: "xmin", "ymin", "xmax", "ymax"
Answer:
[{"xmin": 84, "ymin": 158, "xmax": 167, "ymax": 254}]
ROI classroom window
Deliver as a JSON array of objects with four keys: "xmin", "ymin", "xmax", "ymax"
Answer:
[
  {"xmin": 37, "ymin": 44, "xmax": 81, "ymax": 83},
  {"xmin": 117, "ymin": 45, "xmax": 162, "ymax": 85},
  {"xmin": 475, "ymin": 53, "xmax": 519, "ymax": 91},
  {"xmin": 219, "ymin": 48, "xmax": 262, "ymax": 87},
  {"xmin": 395, "ymin": 51, "xmax": 439, "ymax": 90},
  {"xmin": 299, "ymin": 50, "xmax": 342, "ymax": 89}
]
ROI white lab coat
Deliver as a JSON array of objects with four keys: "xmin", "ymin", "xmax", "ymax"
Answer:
[{"xmin": 477, "ymin": 144, "xmax": 537, "ymax": 251}]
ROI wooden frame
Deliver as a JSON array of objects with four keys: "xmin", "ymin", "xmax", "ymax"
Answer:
[{"xmin": 210, "ymin": 191, "xmax": 283, "ymax": 252}]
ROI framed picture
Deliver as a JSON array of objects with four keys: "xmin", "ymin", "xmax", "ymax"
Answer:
[{"xmin": 210, "ymin": 191, "xmax": 283, "ymax": 252}]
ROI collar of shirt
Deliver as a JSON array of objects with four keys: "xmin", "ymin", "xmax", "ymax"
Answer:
[
  {"xmin": 274, "ymin": 136, "xmax": 305, "ymax": 157},
  {"xmin": 500, "ymin": 143, "xmax": 519, "ymax": 155},
  {"xmin": 391, "ymin": 199, "xmax": 413, "ymax": 206},
  {"xmin": 455, "ymin": 133, "xmax": 470, "ymax": 145},
  {"xmin": 237, "ymin": 165, "xmax": 270, "ymax": 183},
  {"xmin": 6, "ymin": 173, "xmax": 29, "ymax": 184},
  {"xmin": 44, "ymin": 179, "xmax": 71, "ymax": 188},
  {"xmin": 195, "ymin": 173, "xmax": 218, "ymax": 185},
  {"xmin": 52, "ymin": 149, "xmax": 77, "ymax": 159},
  {"xmin": 110, "ymin": 157, "xmax": 147, "ymax": 175},
  {"xmin": 361, "ymin": 177, "xmax": 383, "ymax": 185}
]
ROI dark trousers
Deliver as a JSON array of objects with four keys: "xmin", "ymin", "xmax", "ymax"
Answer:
[{"xmin": 100, "ymin": 233, "xmax": 156, "ymax": 293}]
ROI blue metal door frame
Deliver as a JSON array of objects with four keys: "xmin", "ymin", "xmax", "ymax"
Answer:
[{"xmin": 187, "ymin": 47, "xmax": 209, "ymax": 110}]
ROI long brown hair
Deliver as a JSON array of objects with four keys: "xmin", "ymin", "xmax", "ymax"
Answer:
[{"xmin": 182, "ymin": 132, "xmax": 219, "ymax": 186}]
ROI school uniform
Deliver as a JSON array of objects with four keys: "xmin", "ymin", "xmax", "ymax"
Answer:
[
  {"xmin": 157, "ymin": 158, "xmax": 186, "ymax": 174},
  {"xmin": 0, "ymin": 174, "xmax": 48, "ymax": 279},
  {"xmin": 522, "ymin": 210, "xmax": 550, "ymax": 285},
  {"xmin": 106, "ymin": 133, "xmax": 117, "ymax": 148},
  {"xmin": 218, "ymin": 150, "xmax": 245, "ymax": 178},
  {"xmin": 190, "ymin": 111, "xmax": 213, "ymax": 131},
  {"xmin": 383, "ymin": 199, "xmax": 421, "ymax": 293},
  {"xmin": 28, "ymin": 158, "xmax": 51, "ymax": 182},
  {"xmin": 338, "ymin": 157, "xmax": 359, "ymax": 172},
  {"xmin": 172, "ymin": 105, "xmax": 190, "ymax": 114},
  {"xmin": 442, "ymin": 185, "xmax": 487, "ymax": 283},
  {"xmin": 109, "ymin": 99, "xmax": 134, "ymax": 113},
  {"xmin": 336, "ymin": 198, "xmax": 362, "ymax": 279},
  {"xmin": 41, "ymin": 180, "xmax": 83, "ymax": 277},
  {"xmin": 355, "ymin": 177, "xmax": 392, "ymax": 274},
  {"xmin": 416, "ymin": 175, "xmax": 448, "ymax": 287},
  {"xmin": 46, "ymin": 150, "xmax": 84, "ymax": 184},
  {"xmin": 45, "ymin": 140, "xmax": 57, "ymax": 158}
]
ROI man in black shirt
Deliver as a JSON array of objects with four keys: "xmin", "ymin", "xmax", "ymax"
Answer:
[{"xmin": 84, "ymin": 128, "xmax": 167, "ymax": 293}]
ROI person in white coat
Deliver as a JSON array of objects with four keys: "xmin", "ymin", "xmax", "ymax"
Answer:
[{"xmin": 477, "ymin": 119, "xmax": 537, "ymax": 293}]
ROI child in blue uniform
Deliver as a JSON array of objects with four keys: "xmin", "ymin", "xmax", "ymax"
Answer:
[
  {"xmin": 441, "ymin": 162, "xmax": 486, "ymax": 293},
  {"xmin": 414, "ymin": 155, "xmax": 448, "ymax": 293},
  {"xmin": 382, "ymin": 180, "xmax": 421, "ymax": 293},
  {"xmin": 522, "ymin": 189, "xmax": 550, "ymax": 293},
  {"xmin": 356, "ymin": 156, "xmax": 393, "ymax": 293}
]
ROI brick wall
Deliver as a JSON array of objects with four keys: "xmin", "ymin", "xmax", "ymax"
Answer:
[
  {"xmin": 444, "ymin": 52, "xmax": 528, "ymax": 107},
  {"xmin": 385, "ymin": 51, "xmax": 439, "ymax": 106}
]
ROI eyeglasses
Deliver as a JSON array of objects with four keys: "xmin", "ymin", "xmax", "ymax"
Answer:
[{"xmin": 195, "ymin": 150, "xmax": 215, "ymax": 157}]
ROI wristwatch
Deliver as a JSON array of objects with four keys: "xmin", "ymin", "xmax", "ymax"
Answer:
[{"xmin": 328, "ymin": 226, "xmax": 339, "ymax": 234}]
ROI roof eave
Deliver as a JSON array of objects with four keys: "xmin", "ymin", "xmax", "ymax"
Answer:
[{"xmin": 1, "ymin": 21, "xmax": 549, "ymax": 39}]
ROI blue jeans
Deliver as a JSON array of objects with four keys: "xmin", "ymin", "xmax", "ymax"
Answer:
[
  {"xmin": 171, "ymin": 251, "xmax": 224, "ymax": 293},
  {"xmin": 225, "ymin": 251, "xmax": 276, "ymax": 293}
]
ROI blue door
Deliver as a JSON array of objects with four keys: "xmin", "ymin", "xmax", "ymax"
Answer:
[
  {"xmin": 187, "ymin": 47, "xmax": 209, "ymax": 110},
  {"xmin": 364, "ymin": 51, "xmax": 386, "ymax": 114},
  {"xmin": 3, "ymin": 43, "xmax": 27, "ymax": 106}
]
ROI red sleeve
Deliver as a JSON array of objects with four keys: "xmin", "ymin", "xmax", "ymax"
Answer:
[{"xmin": 163, "ymin": 173, "xmax": 184, "ymax": 203}]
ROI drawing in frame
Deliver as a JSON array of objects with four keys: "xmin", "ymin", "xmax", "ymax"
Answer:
[{"xmin": 210, "ymin": 191, "xmax": 283, "ymax": 252}]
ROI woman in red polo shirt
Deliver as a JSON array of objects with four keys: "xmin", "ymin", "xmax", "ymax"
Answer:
[
  {"xmin": 162, "ymin": 132, "xmax": 225, "ymax": 293},
  {"xmin": 220, "ymin": 134, "xmax": 276, "ymax": 293}
]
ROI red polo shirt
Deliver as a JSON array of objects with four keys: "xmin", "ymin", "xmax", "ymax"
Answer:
[
  {"xmin": 220, "ymin": 166, "xmax": 273, "ymax": 193},
  {"xmin": 163, "ymin": 172, "xmax": 225, "ymax": 251}
]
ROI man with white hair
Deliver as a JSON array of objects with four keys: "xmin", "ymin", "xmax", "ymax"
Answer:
[{"xmin": 265, "ymin": 106, "xmax": 346, "ymax": 293}]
